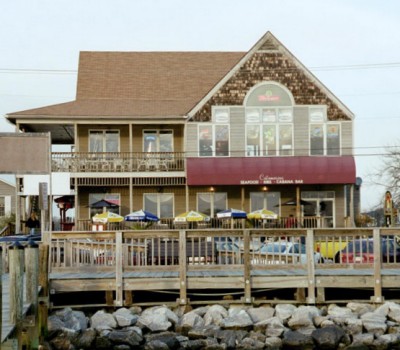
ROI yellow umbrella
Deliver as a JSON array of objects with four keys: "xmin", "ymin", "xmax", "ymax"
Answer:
[
  {"xmin": 247, "ymin": 209, "xmax": 278, "ymax": 220},
  {"xmin": 92, "ymin": 211, "xmax": 124, "ymax": 223},
  {"xmin": 174, "ymin": 210, "xmax": 210, "ymax": 222}
]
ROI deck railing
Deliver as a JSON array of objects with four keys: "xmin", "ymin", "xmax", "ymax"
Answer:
[
  {"xmin": 47, "ymin": 227, "xmax": 400, "ymax": 305},
  {"xmin": 75, "ymin": 216, "xmax": 327, "ymax": 232},
  {"xmin": 51, "ymin": 152, "xmax": 185, "ymax": 173}
]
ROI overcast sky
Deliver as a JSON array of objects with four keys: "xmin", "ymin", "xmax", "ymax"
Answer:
[{"xmin": 1, "ymin": 0, "xmax": 400, "ymax": 211}]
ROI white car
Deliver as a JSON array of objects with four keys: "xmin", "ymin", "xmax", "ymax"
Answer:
[{"xmin": 255, "ymin": 241, "xmax": 324, "ymax": 264}]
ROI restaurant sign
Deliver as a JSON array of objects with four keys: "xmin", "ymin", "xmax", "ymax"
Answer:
[{"xmin": 240, "ymin": 174, "xmax": 304, "ymax": 185}]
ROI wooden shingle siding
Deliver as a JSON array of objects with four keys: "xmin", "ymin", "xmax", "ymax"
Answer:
[{"xmin": 192, "ymin": 52, "xmax": 350, "ymax": 122}]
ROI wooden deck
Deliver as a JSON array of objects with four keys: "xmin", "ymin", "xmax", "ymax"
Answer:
[{"xmin": 39, "ymin": 227, "xmax": 400, "ymax": 306}]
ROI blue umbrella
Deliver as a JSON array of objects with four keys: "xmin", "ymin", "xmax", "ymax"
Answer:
[
  {"xmin": 124, "ymin": 209, "xmax": 159, "ymax": 222},
  {"xmin": 216, "ymin": 208, "xmax": 247, "ymax": 219}
]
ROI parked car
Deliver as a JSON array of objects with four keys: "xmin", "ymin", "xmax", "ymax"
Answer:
[
  {"xmin": 0, "ymin": 233, "xmax": 41, "ymax": 243},
  {"xmin": 335, "ymin": 238, "xmax": 400, "ymax": 263},
  {"xmin": 255, "ymin": 241, "xmax": 324, "ymax": 264}
]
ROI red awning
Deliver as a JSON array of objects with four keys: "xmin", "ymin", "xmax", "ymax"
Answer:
[{"xmin": 187, "ymin": 156, "xmax": 356, "ymax": 185}]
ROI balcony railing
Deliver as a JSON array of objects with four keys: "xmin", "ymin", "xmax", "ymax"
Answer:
[{"xmin": 51, "ymin": 152, "xmax": 185, "ymax": 173}]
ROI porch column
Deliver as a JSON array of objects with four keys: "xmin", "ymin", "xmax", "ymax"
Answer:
[
  {"xmin": 241, "ymin": 187, "xmax": 245, "ymax": 211},
  {"xmin": 185, "ymin": 185, "xmax": 189, "ymax": 212},
  {"xmin": 349, "ymin": 184, "xmax": 355, "ymax": 227},
  {"xmin": 296, "ymin": 186, "xmax": 301, "ymax": 227}
]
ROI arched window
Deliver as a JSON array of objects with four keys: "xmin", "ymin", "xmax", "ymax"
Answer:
[{"xmin": 244, "ymin": 82, "xmax": 294, "ymax": 156}]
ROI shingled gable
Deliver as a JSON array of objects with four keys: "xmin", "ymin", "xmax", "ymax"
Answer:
[
  {"xmin": 188, "ymin": 31, "xmax": 354, "ymax": 122},
  {"xmin": 6, "ymin": 51, "xmax": 245, "ymax": 121}
]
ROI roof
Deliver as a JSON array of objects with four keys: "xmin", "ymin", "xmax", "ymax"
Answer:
[
  {"xmin": 7, "ymin": 52, "xmax": 245, "ymax": 119},
  {"xmin": 187, "ymin": 156, "xmax": 356, "ymax": 185}
]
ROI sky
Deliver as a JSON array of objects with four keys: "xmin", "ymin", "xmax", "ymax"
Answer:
[{"xmin": 1, "ymin": 0, "xmax": 400, "ymax": 211}]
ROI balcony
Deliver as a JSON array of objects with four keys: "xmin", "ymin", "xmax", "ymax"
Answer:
[{"xmin": 51, "ymin": 152, "xmax": 185, "ymax": 173}]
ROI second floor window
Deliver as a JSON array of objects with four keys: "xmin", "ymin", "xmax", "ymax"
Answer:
[
  {"xmin": 198, "ymin": 125, "xmax": 229, "ymax": 157},
  {"xmin": 143, "ymin": 130, "xmax": 173, "ymax": 153},
  {"xmin": 310, "ymin": 124, "xmax": 340, "ymax": 155},
  {"xmin": 89, "ymin": 130, "xmax": 119, "ymax": 152}
]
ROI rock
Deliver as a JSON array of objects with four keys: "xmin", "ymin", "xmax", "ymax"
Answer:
[
  {"xmin": 90, "ymin": 310, "xmax": 117, "ymax": 331},
  {"xmin": 204, "ymin": 305, "xmax": 228, "ymax": 326},
  {"xmin": 113, "ymin": 307, "xmax": 139, "ymax": 327},
  {"xmin": 347, "ymin": 302, "xmax": 375, "ymax": 316},
  {"xmin": 311, "ymin": 325, "xmax": 345, "ymax": 349},
  {"xmin": 144, "ymin": 339, "xmax": 170, "ymax": 350},
  {"xmin": 282, "ymin": 330, "xmax": 314, "ymax": 349},
  {"xmin": 275, "ymin": 304, "xmax": 296, "ymax": 323},
  {"xmin": 265, "ymin": 336, "xmax": 282, "ymax": 349},
  {"xmin": 345, "ymin": 318, "xmax": 363, "ymax": 335},
  {"xmin": 287, "ymin": 306, "xmax": 318, "ymax": 334},
  {"xmin": 145, "ymin": 331, "xmax": 180, "ymax": 349},
  {"xmin": 49, "ymin": 332, "xmax": 76, "ymax": 350},
  {"xmin": 108, "ymin": 328, "xmax": 143, "ymax": 347},
  {"xmin": 47, "ymin": 315, "xmax": 66, "ymax": 336},
  {"xmin": 220, "ymin": 309, "xmax": 253, "ymax": 330},
  {"xmin": 187, "ymin": 325, "xmax": 219, "ymax": 340},
  {"xmin": 247, "ymin": 306, "xmax": 275, "ymax": 323},
  {"xmin": 94, "ymin": 334, "xmax": 113, "ymax": 349},
  {"xmin": 327, "ymin": 304, "xmax": 356, "ymax": 325},
  {"xmin": 352, "ymin": 332, "xmax": 374, "ymax": 347},
  {"xmin": 214, "ymin": 329, "xmax": 248, "ymax": 349},
  {"xmin": 138, "ymin": 306, "xmax": 175, "ymax": 332},
  {"xmin": 237, "ymin": 336, "xmax": 265, "ymax": 349},
  {"xmin": 178, "ymin": 311, "xmax": 205, "ymax": 334},
  {"xmin": 72, "ymin": 328, "xmax": 97, "ymax": 349},
  {"xmin": 375, "ymin": 333, "xmax": 400, "ymax": 349},
  {"xmin": 254, "ymin": 316, "xmax": 286, "ymax": 337},
  {"xmin": 360, "ymin": 311, "xmax": 388, "ymax": 336}
]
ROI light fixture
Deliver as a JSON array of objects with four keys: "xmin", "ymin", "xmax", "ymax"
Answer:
[
  {"xmin": 210, "ymin": 186, "xmax": 215, "ymax": 192},
  {"xmin": 262, "ymin": 186, "xmax": 268, "ymax": 192}
]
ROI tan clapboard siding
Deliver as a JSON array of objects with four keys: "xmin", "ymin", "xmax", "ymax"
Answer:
[
  {"xmin": 229, "ymin": 107, "xmax": 246, "ymax": 157},
  {"xmin": 293, "ymin": 107, "xmax": 309, "ymax": 157},
  {"xmin": 341, "ymin": 121, "xmax": 353, "ymax": 156},
  {"xmin": 186, "ymin": 124, "xmax": 198, "ymax": 157}
]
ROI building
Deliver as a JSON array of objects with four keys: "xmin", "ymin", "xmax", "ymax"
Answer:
[
  {"xmin": 6, "ymin": 32, "xmax": 356, "ymax": 229},
  {"xmin": 0, "ymin": 178, "xmax": 15, "ymax": 219}
]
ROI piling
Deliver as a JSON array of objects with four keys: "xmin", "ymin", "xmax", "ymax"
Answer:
[{"xmin": 8, "ymin": 241, "xmax": 25, "ymax": 325}]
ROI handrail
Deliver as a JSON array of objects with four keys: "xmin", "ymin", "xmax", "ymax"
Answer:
[
  {"xmin": 47, "ymin": 228, "xmax": 400, "ymax": 305},
  {"xmin": 51, "ymin": 151, "xmax": 186, "ymax": 172}
]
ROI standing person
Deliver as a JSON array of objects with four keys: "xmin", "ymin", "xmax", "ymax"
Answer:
[{"xmin": 26, "ymin": 212, "xmax": 40, "ymax": 234}]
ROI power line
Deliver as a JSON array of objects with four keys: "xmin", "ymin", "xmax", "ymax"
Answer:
[{"xmin": 1, "ymin": 60, "xmax": 400, "ymax": 75}]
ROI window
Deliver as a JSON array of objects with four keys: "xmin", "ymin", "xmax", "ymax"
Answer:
[
  {"xmin": 144, "ymin": 193, "xmax": 174, "ymax": 218},
  {"xmin": 143, "ymin": 130, "xmax": 173, "ymax": 153},
  {"xmin": 250, "ymin": 192, "xmax": 280, "ymax": 213},
  {"xmin": 310, "ymin": 124, "xmax": 340, "ymax": 155},
  {"xmin": 88, "ymin": 193, "xmax": 120, "ymax": 217},
  {"xmin": 197, "ymin": 192, "xmax": 227, "ymax": 217},
  {"xmin": 89, "ymin": 130, "xmax": 119, "ymax": 152},
  {"xmin": 198, "ymin": 125, "xmax": 229, "ymax": 157},
  {"xmin": 246, "ymin": 107, "xmax": 293, "ymax": 156},
  {"xmin": 0, "ymin": 197, "xmax": 5, "ymax": 217}
]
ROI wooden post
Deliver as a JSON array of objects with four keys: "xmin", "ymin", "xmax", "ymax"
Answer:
[
  {"xmin": 26, "ymin": 240, "xmax": 39, "ymax": 314},
  {"xmin": 38, "ymin": 301, "xmax": 48, "ymax": 345},
  {"xmin": 38, "ymin": 244, "xmax": 49, "ymax": 297},
  {"xmin": 242, "ymin": 229, "xmax": 252, "ymax": 303},
  {"xmin": 306, "ymin": 229, "xmax": 316, "ymax": 304},
  {"xmin": 372, "ymin": 228, "xmax": 383, "ymax": 303},
  {"xmin": 178, "ymin": 230, "xmax": 187, "ymax": 305},
  {"xmin": 9, "ymin": 241, "xmax": 25, "ymax": 325},
  {"xmin": 115, "ymin": 231, "xmax": 123, "ymax": 306}
]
